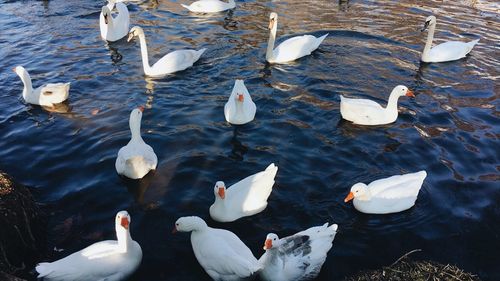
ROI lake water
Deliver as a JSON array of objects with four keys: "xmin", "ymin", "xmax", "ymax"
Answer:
[{"xmin": 0, "ymin": 0, "xmax": 499, "ymax": 280}]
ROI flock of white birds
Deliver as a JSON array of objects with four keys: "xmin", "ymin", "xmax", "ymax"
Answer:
[{"xmin": 10, "ymin": 0, "xmax": 480, "ymax": 280}]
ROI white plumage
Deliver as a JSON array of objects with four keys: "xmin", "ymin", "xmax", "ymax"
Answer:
[
  {"xmin": 115, "ymin": 107, "xmax": 157, "ymax": 179},
  {"xmin": 340, "ymin": 85, "xmax": 415, "ymax": 126},
  {"xmin": 209, "ymin": 163, "xmax": 278, "ymax": 222},
  {"xmin": 36, "ymin": 211, "xmax": 142, "ymax": 281},
  {"xmin": 258, "ymin": 223, "xmax": 338, "ymax": 281},
  {"xmin": 344, "ymin": 171, "xmax": 427, "ymax": 214},
  {"xmin": 181, "ymin": 0, "xmax": 235, "ymax": 13},
  {"xmin": 421, "ymin": 15, "xmax": 479, "ymax": 63},
  {"xmin": 224, "ymin": 79, "xmax": 257, "ymax": 125},
  {"xmin": 100, "ymin": 0, "xmax": 130, "ymax": 42},
  {"xmin": 127, "ymin": 26, "xmax": 206, "ymax": 77},
  {"xmin": 173, "ymin": 216, "xmax": 261, "ymax": 281},
  {"xmin": 266, "ymin": 12, "xmax": 328, "ymax": 64}
]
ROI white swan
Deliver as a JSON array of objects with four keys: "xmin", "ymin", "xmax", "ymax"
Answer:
[
  {"xmin": 181, "ymin": 0, "xmax": 235, "ymax": 13},
  {"xmin": 224, "ymin": 79, "xmax": 256, "ymax": 125},
  {"xmin": 421, "ymin": 15, "xmax": 479, "ymax": 63},
  {"xmin": 209, "ymin": 163, "xmax": 278, "ymax": 222},
  {"xmin": 344, "ymin": 171, "xmax": 427, "ymax": 214},
  {"xmin": 340, "ymin": 85, "xmax": 415, "ymax": 126},
  {"xmin": 259, "ymin": 223, "xmax": 338, "ymax": 281},
  {"xmin": 127, "ymin": 26, "xmax": 206, "ymax": 77},
  {"xmin": 266, "ymin": 12, "xmax": 328, "ymax": 64},
  {"xmin": 116, "ymin": 107, "xmax": 158, "ymax": 179},
  {"xmin": 12, "ymin": 66, "xmax": 70, "ymax": 107},
  {"xmin": 36, "ymin": 211, "xmax": 142, "ymax": 281},
  {"xmin": 100, "ymin": 0, "xmax": 130, "ymax": 42},
  {"xmin": 173, "ymin": 216, "xmax": 261, "ymax": 280}
]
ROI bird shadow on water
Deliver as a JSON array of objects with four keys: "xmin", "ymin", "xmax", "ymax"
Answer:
[{"xmin": 228, "ymin": 126, "xmax": 249, "ymax": 161}]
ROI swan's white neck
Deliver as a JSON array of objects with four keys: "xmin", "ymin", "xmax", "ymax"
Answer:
[
  {"xmin": 130, "ymin": 115, "xmax": 143, "ymax": 143},
  {"xmin": 18, "ymin": 70, "xmax": 33, "ymax": 99},
  {"xmin": 116, "ymin": 226, "xmax": 132, "ymax": 253},
  {"xmin": 137, "ymin": 33, "xmax": 152, "ymax": 74},
  {"xmin": 266, "ymin": 22, "xmax": 277, "ymax": 61},
  {"xmin": 422, "ymin": 23, "xmax": 436, "ymax": 62},
  {"xmin": 385, "ymin": 91, "xmax": 402, "ymax": 113}
]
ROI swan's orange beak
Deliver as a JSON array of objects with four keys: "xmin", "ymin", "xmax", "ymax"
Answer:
[
  {"xmin": 268, "ymin": 19, "xmax": 274, "ymax": 30},
  {"xmin": 121, "ymin": 217, "xmax": 129, "ymax": 229},
  {"xmin": 12, "ymin": 67, "xmax": 16, "ymax": 73},
  {"xmin": 238, "ymin": 94, "xmax": 244, "ymax": 102},
  {"xmin": 406, "ymin": 89, "xmax": 415, "ymax": 98},
  {"xmin": 138, "ymin": 106, "xmax": 144, "ymax": 112},
  {"xmin": 172, "ymin": 226, "xmax": 178, "ymax": 234},
  {"xmin": 263, "ymin": 239, "xmax": 272, "ymax": 250},
  {"xmin": 344, "ymin": 192, "xmax": 354, "ymax": 203},
  {"xmin": 218, "ymin": 187, "xmax": 225, "ymax": 199}
]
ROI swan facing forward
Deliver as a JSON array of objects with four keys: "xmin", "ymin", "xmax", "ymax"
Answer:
[
  {"xmin": 340, "ymin": 85, "xmax": 415, "ymax": 126},
  {"xmin": 36, "ymin": 211, "xmax": 142, "ymax": 281},
  {"xmin": 127, "ymin": 26, "xmax": 206, "ymax": 77},
  {"xmin": 266, "ymin": 12, "xmax": 328, "ymax": 64},
  {"xmin": 181, "ymin": 0, "xmax": 235, "ymax": 13},
  {"xmin": 12, "ymin": 66, "xmax": 70, "ymax": 108},
  {"xmin": 344, "ymin": 171, "xmax": 427, "ymax": 214},
  {"xmin": 116, "ymin": 107, "xmax": 158, "ymax": 179},
  {"xmin": 421, "ymin": 15, "xmax": 479, "ymax": 63},
  {"xmin": 224, "ymin": 79, "xmax": 256, "ymax": 125},
  {"xmin": 258, "ymin": 223, "xmax": 338, "ymax": 281},
  {"xmin": 173, "ymin": 216, "xmax": 261, "ymax": 281},
  {"xmin": 100, "ymin": 0, "xmax": 130, "ymax": 42}
]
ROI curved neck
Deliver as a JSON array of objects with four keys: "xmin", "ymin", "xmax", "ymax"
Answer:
[
  {"xmin": 422, "ymin": 23, "xmax": 436, "ymax": 61},
  {"xmin": 266, "ymin": 22, "xmax": 277, "ymax": 61},
  {"xmin": 130, "ymin": 116, "xmax": 143, "ymax": 142},
  {"xmin": 385, "ymin": 91, "xmax": 402, "ymax": 112},
  {"xmin": 137, "ymin": 33, "xmax": 152, "ymax": 74},
  {"xmin": 116, "ymin": 226, "xmax": 132, "ymax": 253},
  {"xmin": 18, "ymin": 70, "xmax": 33, "ymax": 99}
]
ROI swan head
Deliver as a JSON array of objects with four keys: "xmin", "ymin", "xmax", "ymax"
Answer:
[
  {"xmin": 129, "ymin": 106, "xmax": 144, "ymax": 133},
  {"xmin": 422, "ymin": 15, "xmax": 436, "ymax": 32},
  {"xmin": 12, "ymin": 65, "xmax": 26, "ymax": 77},
  {"xmin": 173, "ymin": 216, "xmax": 208, "ymax": 233},
  {"xmin": 214, "ymin": 181, "xmax": 226, "ymax": 200},
  {"xmin": 235, "ymin": 92, "xmax": 244, "ymax": 102},
  {"xmin": 101, "ymin": 6, "xmax": 111, "ymax": 25},
  {"xmin": 344, "ymin": 183, "xmax": 369, "ymax": 202},
  {"xmin": 128, "ymin": 26, "xmax": 144, "ymax": 42},
  {"xmin": 115, "ymin": 210, "xmax": 131, "ymax": 230},
  {"xmin": 391, "ymin": 85, "xmax": 415, "ymax": 98},
  {"xmin": 268, "ymin": 12, "xmax": 278, "ymax": 30},
  {"xmin": 263, "ymin": 233, "xmax": 280, "ymax": 250}
]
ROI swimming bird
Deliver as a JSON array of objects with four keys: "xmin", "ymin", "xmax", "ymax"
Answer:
[
  {"xmin": 266, "ymin": 12, "xmax": 328, "ymax": 64},
  {"xmin": 100, "ymin": 0, "xmax": 130, "ymax": 42},
  {"xmin": 181, "ymin": 0, "xmax": 235, "ymax": 13},
  {"xmin": 209, "ymin": 163, "xmax": 278, "ymax": 222},
  {"xmin": 224, "ymin": 79, "xmax": 256, "ymax": 125},
  {"xmin": 421, "ymin": 15, "xmax": 479, "ymax": 63},
  {"xmin": 115, "ymin": 107, "xmax": 158, "ymax": 179},
  {"xmin": 344, "ymin": 171, "xmax": 427, "ymax": 214},
  {"xmin": 12, "ymin": 66, "xmax": 70, "ymax": 108},
  {"xmin": 340, "ymin": 85, "xmax": 415, "ymax": 126},
  {"xmin": 127, "ymin": 26, "xmax": 206, "ymax": 77},
  {"xmin": 173, "ymin": 216, "xmax": 261, "ymax": 280},
  {"xmin": 258, "ymin": 223, "xmax": 338, "ymax": 281},
  {"xmin": 36, "ymin": 211, "xmax": 142, "ymax": 281}
]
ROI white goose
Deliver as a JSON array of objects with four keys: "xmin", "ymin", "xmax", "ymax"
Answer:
[
  {"xmin": 12, "ymin": 66, "xmax": 70, "ymax": 107},
  {"xmin": 181, "ymin": 0, "xmax": 235, "ymax": 13},
  {"xmin": 266, "ymin": 12, "xmax": 328, "ymax": 64},
  {"xmin": 115, "ymin": 107, "xmax": 158, "ymax": 179},
  {"xmin": 36, "ymin": 211, "xmax": 142, "ymax": 281},
  {"xmin": 127, "ymin": 26, "xmax": 206, "ymax": 77},
  {"xmin": 259, "ymin": 223, "xmax": 338, "ymax": 281},
  {"xmin": 209, "ymin": 163, "xmax": 278, "ymax": 222},
  {"xmin": 224, "ymin": 79, "xmax": 256, "ymax": 125},
  {"xmin": 340, "ymin": 85, "xmax": 415, "ymax": 126},
  {"xmin": 421, "ymin": 15, "xmax": 479, "ymax": 63},
  {"xmin": 100, "ymin": 0, "xmax": 130, "ymax": 42},
  {"xmin": 344, "ymin": 171, "xmax": 427, "ymax": 214},
  {"xmin": 173, "ymin": 216, "xmax": 261, "ymax": 281}
]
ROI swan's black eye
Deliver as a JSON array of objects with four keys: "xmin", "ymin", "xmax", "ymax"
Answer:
[{"xmin": 176, "ymin": 223, "xmax": 179, "ymax": 226}]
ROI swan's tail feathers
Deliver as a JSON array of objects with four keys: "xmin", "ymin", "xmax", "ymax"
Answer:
[
  {"xmin": 417, "ymin": 170, "xmax": 428, "ymax": 179},
  {"xmin": 469, "ymin": 38, "xmax": 480, "ymax": 47},
  {"xmin": 180, "ymin": 4, "xmax": 191, "ymax": 11},
  {"xmin": 315, "ymin": 33, "xmax": 329, "ymax": 48},
  {"xmin": 194, "ymin": 48, "xmax": 207, "ymax": 62},
  {"xmin": 328, "ymin": 223, "xmax": 338, "ymax": 233},
  {"xmin": 36, "ymin": 263, "xmax": 54, "ymax": 278},
  {"xmin": 265, "ymin": 163, "xmax": 278, "ymax": 177}
]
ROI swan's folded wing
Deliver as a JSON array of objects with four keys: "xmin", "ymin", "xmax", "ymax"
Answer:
[
  {"xmin": 276, "ymin": 235, "xmax": 314, "ymax": 278},
  {"xmin": 273, "ymin": 35, "xmax": 319, "ymax": 62},
  {"xmin": 429, "ymin": 41, "xmax": 473, "ymax": 61},
  {"xmin": 370, "ymin": 171, "xmax": 426, "ymax": 198},
  {"xmin": 40, "ymin": 83, "xmax": 70, "ymax": 103},
  {"xmin": 153, "ymin": 50, "xmax": 201, "ymax": 73}
]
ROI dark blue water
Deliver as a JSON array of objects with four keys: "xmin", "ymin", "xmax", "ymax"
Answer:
[{"xmin": 0, "ymin": 0, "xmax": 499, "ymax": 280}]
